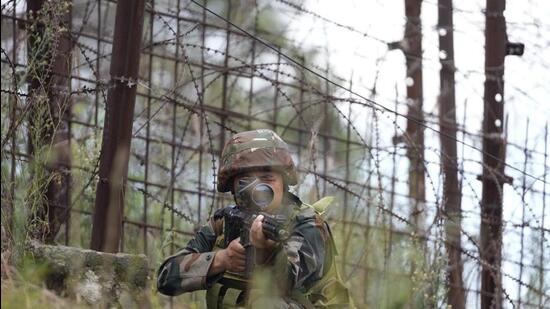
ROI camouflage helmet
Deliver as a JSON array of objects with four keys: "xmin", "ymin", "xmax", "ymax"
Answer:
[{"xmin": 217, "ymin": 129, "xmax": 298, "ymax": 192}]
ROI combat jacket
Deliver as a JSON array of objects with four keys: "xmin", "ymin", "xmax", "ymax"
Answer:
[{"xmin": 157, "ymin": 193, "xmax": 329, "ymax": 304}]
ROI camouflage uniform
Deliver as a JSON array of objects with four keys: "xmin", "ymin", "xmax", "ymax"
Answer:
[{"xmin": 157, "ymin": 130, "xmax": 351, "ymax": 308}]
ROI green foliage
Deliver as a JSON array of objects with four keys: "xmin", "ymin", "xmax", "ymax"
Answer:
[{"xmin": 1, "ymin": 257, "xmax": 83, "ymax": 309}]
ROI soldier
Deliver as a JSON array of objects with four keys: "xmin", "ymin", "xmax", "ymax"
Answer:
[{"xmin": 157, "ymin": 129, "xmax": 351, "ymax": 308}]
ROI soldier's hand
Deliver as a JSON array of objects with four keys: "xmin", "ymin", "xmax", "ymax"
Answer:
[
  {"xmin": 216, "ymin": 237, "xmax": 246, "ymax": 273},
  {"xmin": 250, "ymin": 215, "xmax": 277, "ymax": 249}
]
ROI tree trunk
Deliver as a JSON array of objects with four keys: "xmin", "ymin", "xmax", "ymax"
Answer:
[{"xmin": 26, "ymin": 0, "xmax": 72, "ymax": 244}]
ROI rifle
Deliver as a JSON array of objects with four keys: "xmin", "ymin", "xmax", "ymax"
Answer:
[{"xmin": 214, "ymin": 177, "xmax": 290, "ymax": 279}]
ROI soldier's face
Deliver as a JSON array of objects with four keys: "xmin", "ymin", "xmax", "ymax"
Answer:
[{"xmin": 233, "ymin": 170, "xmax": 284, "ymax": 213}]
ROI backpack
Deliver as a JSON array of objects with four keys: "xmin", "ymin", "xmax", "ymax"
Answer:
[{"xmin": 294, "ymin": 196, "xmax": 354, "ymax": 309}]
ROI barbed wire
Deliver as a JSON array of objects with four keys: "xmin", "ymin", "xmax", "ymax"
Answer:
[
  {"xmin": 189, "ymin": 0, "xmax": 548, "ymax": 185},
  {"xmin": 1, "ymin": 0, "xmax": 548, "ymax": 306}
]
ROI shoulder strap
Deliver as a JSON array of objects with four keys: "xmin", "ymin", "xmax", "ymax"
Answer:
[
  {"xmin": 310, "ymin": 196, "xmax": 334, "ymax": 216},
  {"xmin": 300, "ymin": 197, "xmax": 355, "ymax": 308}
]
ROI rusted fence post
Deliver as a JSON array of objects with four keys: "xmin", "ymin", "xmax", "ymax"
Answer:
[
  {"xmin": 403, "ymin": 0, "xmax": 426, "ymax": 232},
  {"xmin": 437, "ymin": 0, "xmax": 465, "ymax": 307},
  {"xmin": 91, "ymin": 0, "xmax": 146, "ymax": 253},
  {"xmin": 480, "ymin": 0, "xmax": 508, "ymax": 307},
  {"xmin": 400, "ymin": 0, "xmax": 426, "ymax": 301}
]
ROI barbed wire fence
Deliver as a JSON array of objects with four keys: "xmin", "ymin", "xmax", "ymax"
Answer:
[{"xmin": 1, "ymin": 0, "xmax": 548, "ymax": 307}]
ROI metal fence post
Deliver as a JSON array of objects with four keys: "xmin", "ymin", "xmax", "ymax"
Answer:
[{"xmin": 91, "ymin": 0, "xmax": 146, "ymax": 253}]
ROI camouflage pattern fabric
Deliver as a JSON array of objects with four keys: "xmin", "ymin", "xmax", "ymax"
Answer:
[
  {"xmin": 157, "ymin": 193, "xmax": 332, "ymax": 307},
  {"xmin": 217, "ymin": 129, "xmax": 298, "ymax": 193},
  {"xmin": 156, "ymin": 224, "xmax": 223, "ymax": 295}
]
